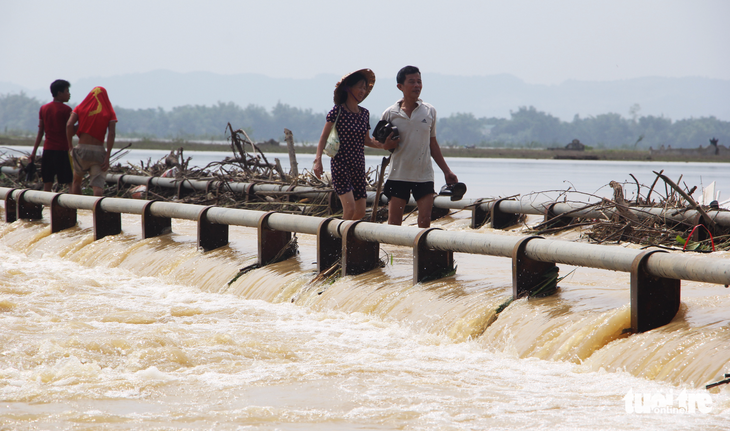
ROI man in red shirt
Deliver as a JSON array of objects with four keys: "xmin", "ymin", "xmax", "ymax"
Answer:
[{"xmin": 30, "ymin": 80, "xmax": 74, "ymax": 192}]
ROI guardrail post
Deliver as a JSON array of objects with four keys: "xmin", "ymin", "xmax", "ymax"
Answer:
[
  {"xmin": 258, "ymin": 211, "xmax": 296, "ymax": 265},
  {"xmin": 492, "ymin": 198, "xmax": 520, "ymax": 230},
  {"xmin": 244, "ymin": 183, "xmax": 256, "ymax": 202},
  {"xmin": 177, "ymin": 179, "xmax": 192, "ymax": 199},
  {"xmin": 512, "ymin": 236, "xmax": 557, "ymax": 299},
  {"xmin": 341, "ymin": 221, "xmax": 380, "ymax": 276},
  {"xmin": 115, "ymin": 175, "xmax": 127, "ymax": 196},
  {"xmin": 50, "ymin": 193, "xmax": 76, "ymax": 233},
  {"xmin": 631, "ymin": 250, "xmax": 681, "ymax": 333},
  {"xmin": 144, "ymin": 177, "xmax": 154, "ymax": 199},
  {"xmin": 93, "ymin": 197, "xmax": 121, "ymax": 240},
  {"xmin": 198, "ymin": 205, "xmax": 228, "ymax": 251},
  {"xmin": 4, "ymin": 188, "xmax": 17, "ymax": 223},
  {"xmin": 413, "ymin": 228, "xmax": 454, "ymax": 284},
  {"xmin": 317, "ymin": 217, "xmax": 341, "ymax": 272},
  {"xmin": 328, "ymin": 192, "xmax": 339, "ymax": 216},
  {"xmin": 430, "ymin": 206, "xmax": 450, "ymax": 221},
  {"xmin": 142, "ymin": 200, "xmax": 171, "ymax": 238},
  {"xmin": 471, "ymin": 202, "xmax": 490, "ymax": 229},
  {"xmin": 205, "ymin": 180, "xmax": 218, "ymax": 196},
  {"xmin": 16, "ymin": 190, "xmax": 43, "ymax": 220},
  {"xmin": 544, "ymin": 202, "xmax": 573, "ymax": 228}
]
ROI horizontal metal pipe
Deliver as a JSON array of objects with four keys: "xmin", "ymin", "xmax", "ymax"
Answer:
[
  {"xmin": 433, "ymin": 196, "xmax": 487, "ymax": 211},
  {"xmin": 525, "ymin": 239, "xmax": 639, "ymax": 272},
  {"xmin": 498, "ymin": 198, "xmax": 730, "ymax": 227},
  {"xmin": 8, "ymin": 166, "xmax": 729, "ymax": 226},
  {"xmin": 6, "ymin": 189, "xmax": 55, "ymax": 206},
  {"xmin": 265, "ymin": 212, "xmax": 328, "ymax": 236},
  {"xmin": 646, "ymin": 252, "xmax": 730, "ymax": 285},
  {"xmin": 426, "ymin": 230, "xmax": 518, "ymax": 257},
  {"xmin": 107, "ymin": 174, "xmax": 336, "ymax": 198},
  {"xmin": 2, "ymin": 186, "xmax": 730, "ymax": 285},
  {"xmin": 351, "ymin": 222, "xmax": 423, "ymax": 247},
  {"xmin": 352, "ymin": 221, "xmax": 730, "ymax": 285},
  {"xmin": 519, "ymin": 238, "xmax": 730, "ymax": 285},
  {"xmin": 148, "ymin": 201, "xmax": 206, "ymax": 221},
  {"xmin": 0, "ymin": 167, "xmax": 21, "ymax": 178},
  {"xmin": 54, "ymin": 193, "xmax": 100, "ymax": 211},
  {"xmin": 98, "ymin": 197, "xmax": 148, "ymax": 215},
  {"xmin": 204, "ymin": 207, "xmax": 264, "ymax": 228},
  {"xmin": 2, "ymin": 182, "xmax": 730, "ymax": 230}
]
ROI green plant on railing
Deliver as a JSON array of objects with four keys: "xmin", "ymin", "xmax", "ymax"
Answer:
[
  {"xmin": 495, "ymin": 297, "xmax": 513, "ymax": 314},
  {"xmin": 676, "ymin": 235, "xmax": 715, "ymax": 252},
  {"xmin": 532, "ymin": 267, "xmax": 576, "ymax": 298},
  {"xmin": 531, "ymin": 267, "xmax": 559, "ymax": 297}
]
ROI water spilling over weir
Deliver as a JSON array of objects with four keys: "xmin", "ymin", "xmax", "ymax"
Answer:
[
  {"xmin": 2, "ymin": 208, "xmax": 729, "ymax": 382},
  {"xmin": 1, "ymin": 207, "xmax": 729, "ymax": 428}
]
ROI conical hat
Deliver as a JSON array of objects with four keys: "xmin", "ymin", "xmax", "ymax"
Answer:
[{"xmin": 334, "ymin": 68, "xmax": 375, "ymax": 103}]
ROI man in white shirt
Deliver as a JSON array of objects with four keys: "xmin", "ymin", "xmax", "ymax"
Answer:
[{"xmin": 380, "ymin": 65, "xmax": 459, "ymax": 228}]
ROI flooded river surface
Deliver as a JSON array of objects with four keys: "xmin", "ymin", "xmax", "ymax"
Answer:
[{"xmin": 0, "ymin": 152, "xmax": 729, "ymax": 429}]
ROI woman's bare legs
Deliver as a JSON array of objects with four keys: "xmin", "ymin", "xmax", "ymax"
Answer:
[{"xmin": 338, "ymin": 191, "xmax": 367, "ymax": 220}]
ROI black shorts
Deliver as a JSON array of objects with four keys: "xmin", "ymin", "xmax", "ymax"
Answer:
[
  {"xmin": 383, "ymin": 180, "xmax": 435, "ymax": 202},
  {"xmin": 41, "ymin": 149, "xmax": 73, "ymax": 184}
]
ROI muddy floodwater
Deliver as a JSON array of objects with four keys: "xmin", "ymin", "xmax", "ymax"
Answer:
[{"xmin": 1, "ymin": 155, "xmax": 729, "ymax": 429}]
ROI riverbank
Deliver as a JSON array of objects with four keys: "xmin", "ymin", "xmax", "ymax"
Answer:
[{"xmin": 3, "ymin": 135, "xmax": 729, "ymax": 163}]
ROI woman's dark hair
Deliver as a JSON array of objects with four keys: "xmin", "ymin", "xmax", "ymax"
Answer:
[
  {"xmin": 334, "ymin": 72, "xmax": 367, "ymax": 105},
  {"xmin": 50, "ymin": 79, "xmax": 71, "ymax": 97},
  {"xmin": 396, "ymin": 66, "xmax": 420, "ymax": 84}
]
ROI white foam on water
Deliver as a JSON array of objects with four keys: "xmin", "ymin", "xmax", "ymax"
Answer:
[{"xmin": 1, "ymin": 239, "xmax": 729, "ymax": 430}]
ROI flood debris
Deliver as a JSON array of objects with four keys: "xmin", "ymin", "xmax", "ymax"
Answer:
[
  {"xmin": 133, "ymin": 124, "xmax": 378, "ymax": 218},
  {"xmin": 706, "ymin": 373, "xmax": 730, "ymax": 390},
  {"xmin": 527, "ymin": 170, "xmax": 730, "ymax": 252}
]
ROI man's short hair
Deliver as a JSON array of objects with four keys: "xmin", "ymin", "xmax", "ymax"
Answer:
[
  {"xmin": 50, "ymin": 80, "xmax": 71, "ymax": 97},
  {"xmin": 396, "ymin": 66, "xmax": 420, "ymax": 84}
]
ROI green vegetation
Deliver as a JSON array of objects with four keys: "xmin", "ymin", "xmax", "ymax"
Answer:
[
  {"xmin": 438, "ymin": 107, "xmax": 730, "ymax": 150},
  {"xmin": 2, "ymin": 92, "xmax": 729, "ymax": 149}
]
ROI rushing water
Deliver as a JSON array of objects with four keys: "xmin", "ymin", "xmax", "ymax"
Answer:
[{"xmin": 1, "ymin": 149, "xmax": 730, "ymax": 429}]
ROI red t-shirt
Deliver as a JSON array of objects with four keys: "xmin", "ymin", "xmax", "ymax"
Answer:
[{"xmin": 39, "ymin": 102, "xmax": 72, "ymax": 151}]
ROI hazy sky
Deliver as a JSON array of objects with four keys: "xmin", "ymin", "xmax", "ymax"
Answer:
[{"xmin": 1, "ymin": 0, "xmax": 728, "ymax": 89}]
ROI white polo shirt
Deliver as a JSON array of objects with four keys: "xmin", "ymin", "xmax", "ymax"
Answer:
[{"xmin": 380, "ymin": 99, "xmax": 437, "ymax": 183}]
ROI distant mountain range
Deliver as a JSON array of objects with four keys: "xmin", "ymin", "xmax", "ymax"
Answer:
[{"xmin": 2, "ymin": 70, "xmax": 728, "ymax": 121}]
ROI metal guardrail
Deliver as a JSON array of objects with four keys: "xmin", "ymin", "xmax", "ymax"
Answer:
[
  {"xmin": 2, "ymin": 186, "xmax": 730, "ymax": 334},
  {"xmin": 4, "ymin": 166, "xmax": 729, "ymax": 231},
  {"xmin": 3, "ymin": 166, "xmax": 730, "ymax": 230}
]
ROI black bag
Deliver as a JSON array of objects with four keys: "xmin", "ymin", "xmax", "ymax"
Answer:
[{"xmin": 373, "ymin": 120, "xmax": 399, "ymax": 144}]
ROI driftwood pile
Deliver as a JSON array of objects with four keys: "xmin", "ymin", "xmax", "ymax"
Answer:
[
  {"xmin": 1, "ymin": 126, "xmax": 381, "ymax": 218},
  {"xmin": 107, "ymin": 124, "xmax": 385, "ymax": 217},
  {"xmin": 528, "ymin": 169, "xmax": 729, "ymax": 252}
]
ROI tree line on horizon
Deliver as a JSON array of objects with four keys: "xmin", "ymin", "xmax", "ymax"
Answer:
[{"xmin": 1, "ymin": 92, "xmax": 728, "ymax": 150}]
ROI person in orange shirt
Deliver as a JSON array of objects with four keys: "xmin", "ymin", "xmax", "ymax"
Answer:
[
  {"xmin": 66, "ymin": 86, "xmax": 117, "ymax": 196},
  {"xmin": 30, "ymin": 80, "xmax": 73, "ymax": 191}
]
